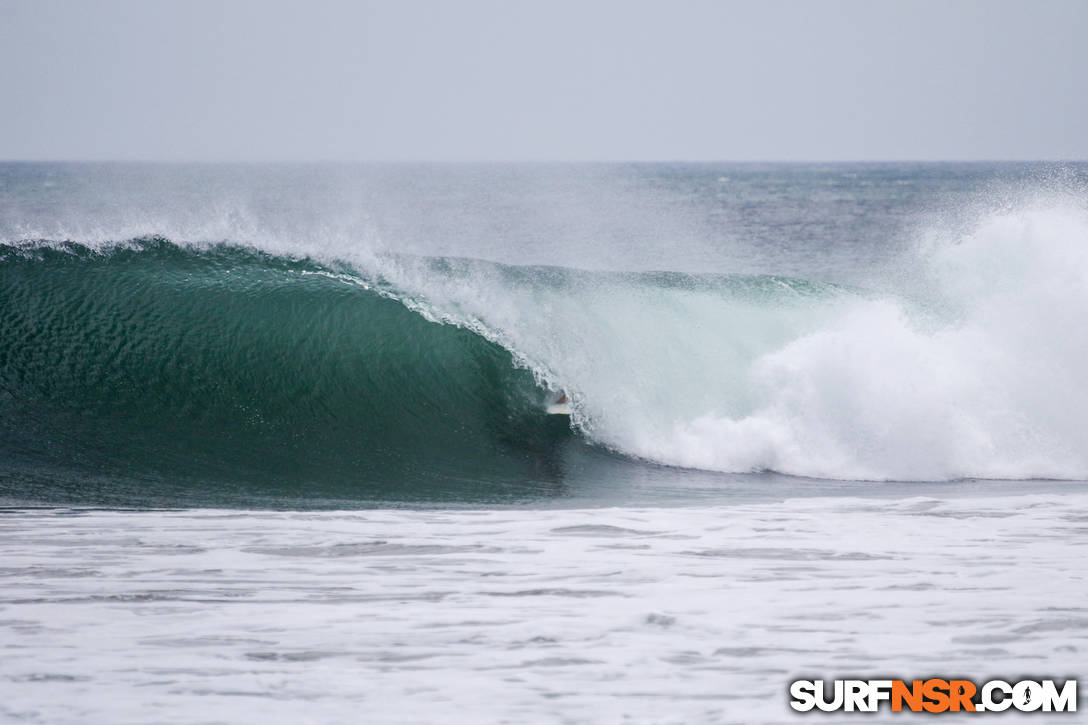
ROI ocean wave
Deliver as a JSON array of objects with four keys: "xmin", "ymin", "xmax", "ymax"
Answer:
[{"xmin": 3, "ymin": 201, "xmax": 1087, "ymax": 496}]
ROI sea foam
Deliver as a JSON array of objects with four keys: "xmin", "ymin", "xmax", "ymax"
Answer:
[{"xmin": 383, "ymin": 201, "xmax": 1088, "ymax": 481}]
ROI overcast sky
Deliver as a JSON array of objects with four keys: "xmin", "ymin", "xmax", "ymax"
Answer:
[{"xmin": 1, "ymin": 0, "xmax": 1085, "ymax": 161}]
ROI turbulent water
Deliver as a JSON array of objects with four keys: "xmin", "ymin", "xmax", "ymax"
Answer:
[
  {"xmin": 3, "ymin": 494, "xmax": 1085, "ymax": 724},
  {"xmin": 2, "ymin": 162, "xmax": 1086, "ymax": 722}
]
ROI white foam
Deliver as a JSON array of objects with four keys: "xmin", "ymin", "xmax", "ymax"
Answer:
[
  {"xmin": 2, "ymin": 492, "xmax": 1085, "ymax": 723},
  {"xmin": 381, "ymin": 202, "xmax": 1088, "ymax": 481}
]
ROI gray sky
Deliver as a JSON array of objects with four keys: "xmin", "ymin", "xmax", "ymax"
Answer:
[{"xmin": 1, "ymin": 0, "xmax": 1085, "ymax": 161}]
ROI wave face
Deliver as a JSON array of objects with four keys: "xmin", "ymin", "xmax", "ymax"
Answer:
[{"xmin": 0, "ymin": 240, "xmax": 573, "ymax": 504}]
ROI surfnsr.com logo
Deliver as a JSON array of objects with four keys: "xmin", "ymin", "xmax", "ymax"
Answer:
[{"xmin": 789, "ymin": 679, "xmax": 1077, "ymax": 713}]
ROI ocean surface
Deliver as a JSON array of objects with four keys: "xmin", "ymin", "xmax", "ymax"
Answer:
[{"xmin": 1, "ymin": 162, "xmax": 1086, "ymax": 722}]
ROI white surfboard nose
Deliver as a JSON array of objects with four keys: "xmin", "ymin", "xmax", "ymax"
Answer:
[{"xmin": 546, "ymin": 402, "xmax": 571, "ymax": 415}]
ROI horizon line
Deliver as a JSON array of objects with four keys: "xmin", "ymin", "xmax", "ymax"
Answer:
[{"xmin": 2, "ymin": 157, "xmax": 1087, "ymax": 165}]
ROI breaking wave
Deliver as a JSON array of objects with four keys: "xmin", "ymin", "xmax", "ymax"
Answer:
[{"xmin": 2, "ymin": 200, "xmax": 1087, "ymax": 504}]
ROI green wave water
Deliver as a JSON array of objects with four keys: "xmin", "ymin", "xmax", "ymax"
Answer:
[{"xmin": 0, "ymin": 239, "xmax": 575, "ymax": 506}]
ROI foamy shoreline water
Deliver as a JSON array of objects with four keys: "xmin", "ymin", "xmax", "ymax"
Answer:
[{"xmin": 2, "ymin": 491, "xmax": 1084, "ymax": 724}]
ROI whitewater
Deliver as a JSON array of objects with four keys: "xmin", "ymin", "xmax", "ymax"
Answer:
[
  {"xmin": 1, "ymin": 162, "xmax": 1086, "ymax": 722},
  {"xmin": 3, "ymin": 494, "xmax": 1085, "ymax": 724}
]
